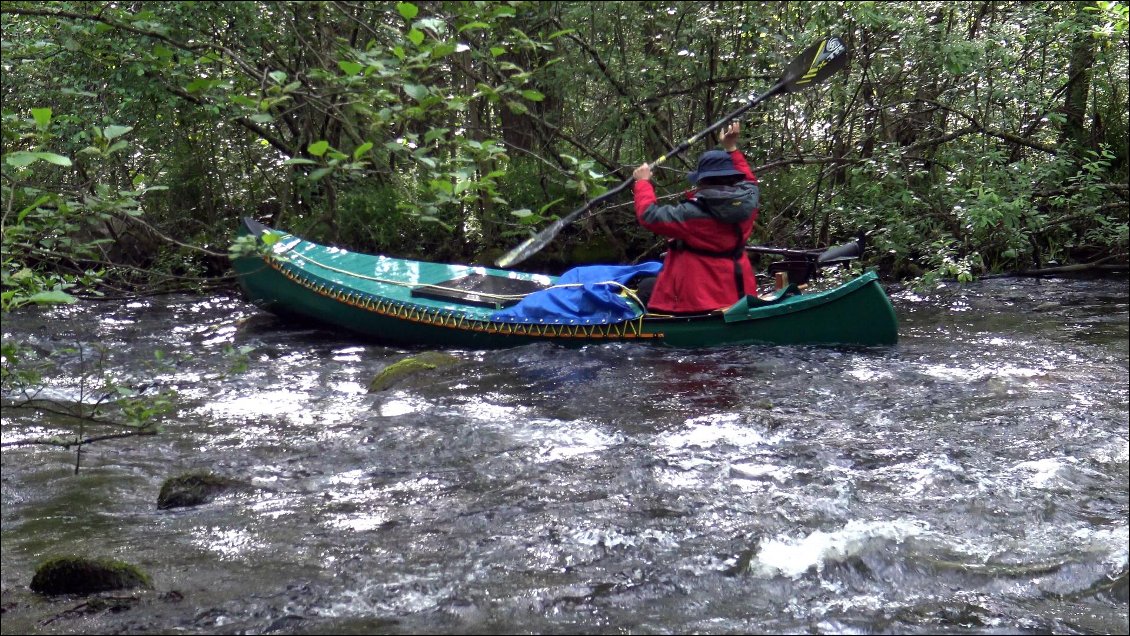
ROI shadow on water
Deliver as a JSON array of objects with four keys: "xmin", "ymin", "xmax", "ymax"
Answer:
[{"xmin": 1, "ymin": 276, "xmax": 1127, "ymax": 634}]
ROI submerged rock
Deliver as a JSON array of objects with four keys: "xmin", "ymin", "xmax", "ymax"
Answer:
[
  {"xmin": 157, "ymin": 471, "xmax": 245, "ymax": 510},
  {"xmin": 368, "ymin": 351, "xmax": 461, "ymax": 392},
  {"xmin": 30, "ymin": 556, "xmax": 151, "ymax": 596}
]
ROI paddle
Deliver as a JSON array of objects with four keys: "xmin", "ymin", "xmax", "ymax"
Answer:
[
  {"xmin": 495, "ymin": 36, "xmax": 850, "ymax": 268},
  {"xmin": 745, "ymin": 237, "xmax": 863, "ymax": 263},
  {"xmin": 748, "ymin": 237, "xmax": 863, "ymax": 286}
]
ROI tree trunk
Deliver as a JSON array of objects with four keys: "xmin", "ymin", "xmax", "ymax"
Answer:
[{"xmin": 1058, "ymin": 1, "xmax": 1096, "ymax": 153}]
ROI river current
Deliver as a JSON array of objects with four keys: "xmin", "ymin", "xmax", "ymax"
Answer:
[{"xmin": 1, "ymin": 276, "xmax": 1127, "ymax": 634}]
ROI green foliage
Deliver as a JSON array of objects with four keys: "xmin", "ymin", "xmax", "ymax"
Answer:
[
  {"xmin": 334, "ymin": 182, "xmax": 424, "ymax": 254},
  {"xmin": 492, "ymin": 157, "xmax": 601, "ymax": 234},
  {"xmin": 1, "ymin": 103, "xmax": 171, "ymax": 308},
  {"xmin": 221, "ymin": 345, "xmax": 255, "ymax": 375},
  {"xmin": 1, "ymin": 338, "xmax": 46, "ymax": 390},
  {"xmin": 0, "ymin": 0, "xmax": 1126, "ymax": 288}
]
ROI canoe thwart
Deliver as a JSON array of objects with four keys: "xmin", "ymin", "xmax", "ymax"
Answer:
[{"xmin": 410, "ymin": 274, "xmax": 551, "ymax": 309}]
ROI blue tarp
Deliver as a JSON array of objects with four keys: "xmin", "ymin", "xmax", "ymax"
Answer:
[{"xmin": 489, "ymin": 262, "xmax": 662, "ymax": 324}]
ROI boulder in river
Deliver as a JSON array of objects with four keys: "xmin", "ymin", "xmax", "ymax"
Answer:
[
  {"xmin": 368, "ymin": 351, "xmax": 461, "ymax": 392},
  {"xmin": 30, "ymin": 556, "xmax": 151, "ymax": 596},
  {"xmin": 157, "ymin": 471, "xmax": 247, "ymax": 510}
]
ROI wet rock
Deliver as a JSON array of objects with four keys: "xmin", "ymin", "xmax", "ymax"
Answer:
[
  {"xmin": 30, "ymin": 556, "xmax": 151, "ymax": 596},
  {"xmin": 368, "ymin": 351, "xmax": 461, "ymax": 392},
  {"xmin": 157, "ymin": 471, "xmax": 246, "ymax": 510}
]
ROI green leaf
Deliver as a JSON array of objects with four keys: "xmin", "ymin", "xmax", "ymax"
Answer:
[
  {"xmin": 415, "ymin": 17, "xmax": 446, "ymax": 33},
  {"xmin": 424, "ymin": 127, "xmax": 450, "ymax": 144},
  {"xmin": 490, "ymin": 46, "xmax": 506, "ymax": 57},
  {"xmin": 404, "ymin": 84, "xmax": 429, "ymax": 100},
  {"xmin": 16, "ymin": 194, "xmax": 53, "ymax": 223},
  {"xmin": 538, "ymin": 197, "xmax": 565, "ymax": 214},
  {"xmin": 185, "ymin": 78, "xmax": 217, "ymax": 93},
  {"xmin": 25, "ymin": 290, "xmax": 77, "ymax": 305},
  {"xmin": 268, "ymin": 70, "xmax": 288, "ymax": 83},
  {"xmin": 308, "ymin": 140, "xmax": 330, "ymax": 157},
  {"xmin": 4, "ymin": 151, "xmax": 72, "ymax": 167},
  {"xmin": 407, "ymin": 28, "xmax": 425, "ymax": 46},
  {"xmin": 31, "ymin": 108, "xmax": 52, "ymax": 130},
  {"xmin": 520, "ymin": 89, "xmax": 545, "ymax": 102},
  {"xmin": 283, "ymin": 157, "xmax": 318, "ymax": 165},
  {"xmin": 431, "ymin": 42, "xmax": 457, "ymax": 58},
  {"xmin": 397, "ymin": 2, "xmax": 418, "ymax": 19},
  {"xmin": 60, "ymin": 88, "xmax": 98, "ymax": 98},
  {"xmin": 476, "ymin": 83, "xmax": 500, "ymax": 102},
  {"xmin": 307, "ymin": 167, "xmax": 333, "ymax": 181},
  {"xmin": 417, "ymin": 215, "xmax": 453, "ymax": 231},
  {"xmin": 4, "ymin": 152, "xmax": 41, "ymax": 167},
  {"xmin": 353, "ymin": 142, "xmax": 373, "ymax": 159},
  {"xmin": 103, "ymin": 125, "xmax": 133, "ymax": 140},
  {"xmin": 458, "ymin": 21, "xmax": 490, "ymax": 33},
  {"xmin": 338, "ymin": 60, "xmax": 363, "ymax": 76}
]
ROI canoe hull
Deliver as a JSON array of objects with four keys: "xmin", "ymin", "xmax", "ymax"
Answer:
[{"xmin": 233, "ymin": 221, "xmax": 898, "ymax": 348}]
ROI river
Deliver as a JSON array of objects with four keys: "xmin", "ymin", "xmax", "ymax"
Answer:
[{"xmin": 1, "ymin": 276, "xmax": 1127, "ymax": 634}]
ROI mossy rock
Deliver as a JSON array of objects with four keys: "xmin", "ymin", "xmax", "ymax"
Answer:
[
  {"xmin": 368, "ymin": 351, "xmax": 461, "ymax": 392},
  {"xmin": 30, "ymin": 556, "xmax": 151, "ymax": 596},
  {"xmin": 157, "ymin": 471, "xmax": 245, "ymax": 510}
]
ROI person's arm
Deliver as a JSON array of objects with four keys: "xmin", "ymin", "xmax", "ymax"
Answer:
[
  {"xmin": 719, "ymin": 121, "xmax": 757, "ymax": 182},
  {"xmin": 633, "ymin": 163, "xmax": 657, "ymax": 216},
  {"xmin": 632, "ymin": 163, "xmax": 698, "ymax": 240},
  {"xmin": 729, "ymin": 151, "xmax": 757, "ymax": 183}
]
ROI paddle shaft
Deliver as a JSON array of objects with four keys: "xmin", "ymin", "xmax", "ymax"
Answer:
[
  {"xmin": 745, "ymin": 245, "xmax": 824, "ymax": 258},
  {"xmin": 540, "ymin": 82, "xmax": 789, "ymax": 233},
  {"xmin": 746, "ymin": 238, "xmax": 862, "ymax": 262},
  {"xmin": 496, "ymin": 37, "xmax": 849, "ymax": 268}
]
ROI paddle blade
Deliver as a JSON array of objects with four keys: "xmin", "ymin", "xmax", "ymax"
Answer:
[
  {"xmin": 781, "ymin": 36, "xmax": 849, "ymax": 93},
  {"xmin": 817, "ymin": 238, "xmax": 862, "ymax": 264},
  {"xmin": 495, "ymin": 218, "xmax": 566, "ymax": 268}
]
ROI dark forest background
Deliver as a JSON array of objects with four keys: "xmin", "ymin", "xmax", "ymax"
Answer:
[{"xmin": 2, "ymin": 1, "xmax": 1127, "ymax": 309}]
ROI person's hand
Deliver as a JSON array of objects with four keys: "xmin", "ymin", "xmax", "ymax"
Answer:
[
  {"xmin": 719, "ymin": 121, "xmax": 740, "ymax": 152},
  {"xmin": 633, "ymin": 163, "xmax": 652, "ymax": 182}
]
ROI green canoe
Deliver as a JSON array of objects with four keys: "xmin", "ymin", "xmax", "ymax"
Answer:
[{"xmin": 232, "ymin": 218, "xmax": 898, "ymax": 348}]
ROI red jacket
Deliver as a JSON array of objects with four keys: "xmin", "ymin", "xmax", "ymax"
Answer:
[{"xmin": 633, "ymin": 150, "xmax": 759, "ymax": 314}]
